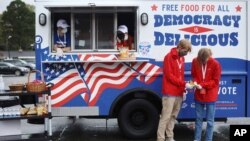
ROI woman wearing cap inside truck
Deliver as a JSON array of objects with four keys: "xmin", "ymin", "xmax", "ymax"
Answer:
[
  {"xmin": 116, "ymin": 25, "xmax": 134, "ymax": 50},
  {"xmin": 53, "ymin": 19, "xmax": 71, "ymax": 52}
]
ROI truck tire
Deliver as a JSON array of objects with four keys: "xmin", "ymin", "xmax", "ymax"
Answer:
[{"xmin": 118, "ymin": 99, "xmax": 159, "ymax": 139}]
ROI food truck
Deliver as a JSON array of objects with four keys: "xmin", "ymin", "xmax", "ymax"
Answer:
[{"xmin": 35, "ymin": 0, "xmax": 250, "ymax": 139}]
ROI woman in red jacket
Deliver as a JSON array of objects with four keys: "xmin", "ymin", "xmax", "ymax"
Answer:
[{"xmin": 191, "ymin": 48, "xmax": 221, "ymax": 141}]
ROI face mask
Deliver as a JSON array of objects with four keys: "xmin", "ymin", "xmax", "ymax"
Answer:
[
  {"xmin": 117, "ymin": 32, "xmax": 125, "ymax": 41},
  {"xmin": 61, "ymin": 28, "xmax": 67, "ymax": 34},
  {"xmin": 179, "ymin": 50, "xmax": 188, "ymax": 57},
  {"xmin": 201, "ymin": 58, "xmax": 209, "ymax": 64}
]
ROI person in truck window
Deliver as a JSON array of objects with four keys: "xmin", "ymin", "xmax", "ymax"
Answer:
[
  {"xmin": 53, "ymin": 19, "xmax": 71, "ymax": 52},
  {"xmin": 191, "ymin": 48, "xmax": 221, "ymax": 141},
  {"xmin": 116, "ymin": 25, "xmax": 134, "ymax": 50}
]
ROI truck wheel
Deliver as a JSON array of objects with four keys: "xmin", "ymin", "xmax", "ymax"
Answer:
[{"xmin": 118, "ymin": 99, "xmax": 159, "ymax": 139}]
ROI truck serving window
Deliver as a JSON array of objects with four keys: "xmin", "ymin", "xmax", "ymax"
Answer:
[{"xmin": 50, "ymin": 7, "xmax": 137, "ymax": 52}]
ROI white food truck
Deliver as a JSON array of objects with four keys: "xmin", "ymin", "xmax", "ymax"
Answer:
[{"xmin": 35, "ymin": 0, "xmax": 250, "ymax": 139}]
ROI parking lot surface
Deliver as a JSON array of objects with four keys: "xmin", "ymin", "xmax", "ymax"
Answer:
[{"xmin": 1, "ymin": 117, "xmax": 250, "ymax": 141}]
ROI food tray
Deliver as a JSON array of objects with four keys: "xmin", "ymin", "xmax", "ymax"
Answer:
[{"xmin": 9, "ymin": 84, "xmax": 24, "ymax": 91}]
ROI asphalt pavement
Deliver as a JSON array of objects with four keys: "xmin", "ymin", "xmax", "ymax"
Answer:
[{"xmin": 1, "ymin": 117, "xmax": 249, "ymax": 141}]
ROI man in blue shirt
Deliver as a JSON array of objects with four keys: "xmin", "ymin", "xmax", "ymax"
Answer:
[{"xmin": 53, "ymin": 19, "xmax": 71, "ymax": 52}]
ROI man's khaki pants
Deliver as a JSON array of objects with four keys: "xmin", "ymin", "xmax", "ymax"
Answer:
[{"xmin": 157, "ymin": 96, "xmax": 183, "ymax": 141}]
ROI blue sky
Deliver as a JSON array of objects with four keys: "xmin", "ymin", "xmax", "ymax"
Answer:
[{"xmin": 0, "ymin": 0, "xmax": 35, "ymax": 13}]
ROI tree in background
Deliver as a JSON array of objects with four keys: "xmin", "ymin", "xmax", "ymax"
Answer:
[
  {"xmin": 0, "ymin": 0, "xmax": 35, "ymax": 51},
  {"xmin": 0, "ymin": 14, "xmax": 4, "ymax": 50}
]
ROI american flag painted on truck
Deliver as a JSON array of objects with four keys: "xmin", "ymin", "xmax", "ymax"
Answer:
[{"xmin": 39, "ymin": 46, "xmax": 161, "ymax": 107}]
